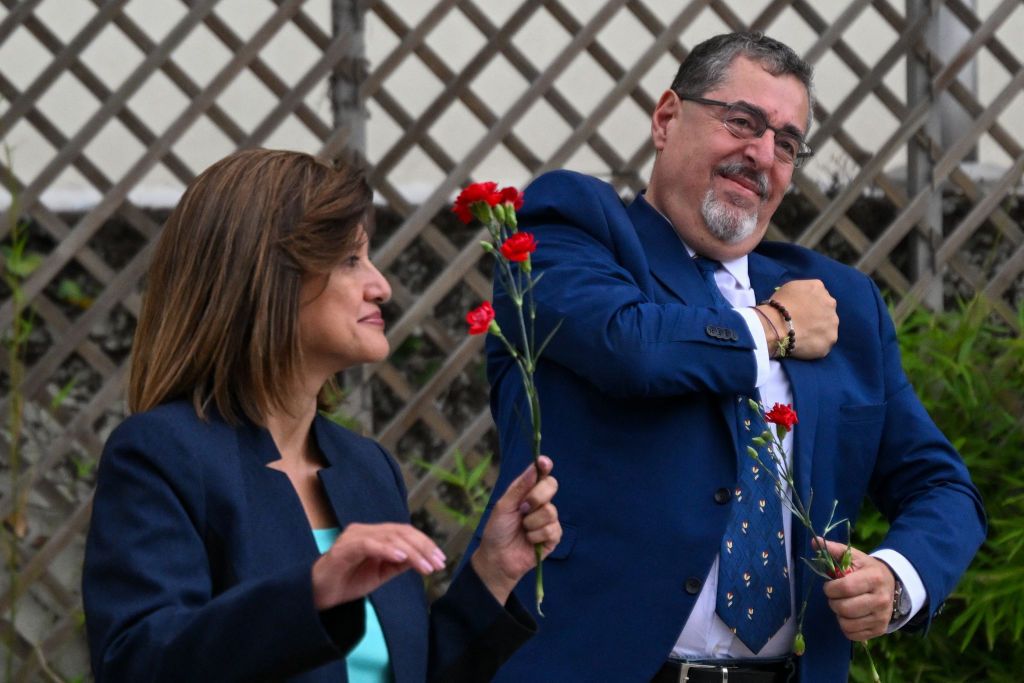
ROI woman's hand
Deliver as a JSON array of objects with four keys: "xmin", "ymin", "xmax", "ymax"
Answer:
[
  {"xmin": 471, "ymin": 456, "xmax": 561, "ymax": 604},
  {"xmin": 311, "ymin": 522, "xmax": 447, "ymax": 610}
]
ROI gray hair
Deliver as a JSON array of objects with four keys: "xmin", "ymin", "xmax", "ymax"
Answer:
[{"xmin": 670, "ymin": 32, "xmax": 815, "ymax": 132}]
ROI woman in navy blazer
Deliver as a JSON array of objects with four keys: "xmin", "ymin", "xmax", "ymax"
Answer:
[{"xmin": 82, "ymin": 149, "xmax": 561, "ymax": 682}]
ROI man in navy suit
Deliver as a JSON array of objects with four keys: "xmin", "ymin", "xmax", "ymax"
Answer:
[{"xmin": 473, "ymin": 32, "xmax": 984, "ymax": 682}]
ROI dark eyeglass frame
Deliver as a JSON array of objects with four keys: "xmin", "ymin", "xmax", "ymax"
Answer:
[{"xmin": 677, "ymin": 94, "xmax": 813, "ymax": 168}]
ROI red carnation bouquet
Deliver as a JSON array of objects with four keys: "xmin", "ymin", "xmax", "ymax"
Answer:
[
  {"xmin": 746, "ymin": 401, "xmax": 879, "ymax": 681},
  {"xmin": 454, "ymin": 182, "xmax": 560, "ymax": 614}
]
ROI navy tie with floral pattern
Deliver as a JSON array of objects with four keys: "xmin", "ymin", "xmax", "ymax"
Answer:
[{"xmin": 693, "ymin": 255, "xmax": 791, "ymax": 653}]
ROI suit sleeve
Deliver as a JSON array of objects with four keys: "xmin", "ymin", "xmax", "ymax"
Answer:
[
  {"xmin": 865, "ymin": 282, "xmax": 986, "ymax": 628},
  {"xmin": 83, "ymin": 417, "xmax": 363, "ymax": 682},
  {"xmin": 492, "ymin": 171, "xmax": 758, "ymax": 399}
]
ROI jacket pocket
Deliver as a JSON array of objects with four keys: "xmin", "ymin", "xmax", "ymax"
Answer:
[
  {"xmin": 839, "ymin": 402, "xmax": 886, "ymax": 425},
  {"xmin": 546, "ymin": 523, "xmax": 578, "ymax": 560},
  {"xmin": 836, "ymin": 403, "xmax": 886, "ymax": 489}
]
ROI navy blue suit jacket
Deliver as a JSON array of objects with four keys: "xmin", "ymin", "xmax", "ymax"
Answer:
[
  {"xmin": 83, "ymin": 401, "xmax": 534, "ymax": 682},
  {"xmin": 472, "ymin": 170, "xmax": 984, "ymax": 682}
]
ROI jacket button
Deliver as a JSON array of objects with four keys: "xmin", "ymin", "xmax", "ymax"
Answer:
[
  {"xmin": 685, "ymin": 577, "xmax": 702, "ymax": 594},
  {"xmin": 714, "ymin": 487, "xmax": 731, "ymax": 504}
]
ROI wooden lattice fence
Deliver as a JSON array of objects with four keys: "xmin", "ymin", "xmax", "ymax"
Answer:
[{"xmin": 0, "ymin": 0, "xmax": 1021, "ymax": 679}]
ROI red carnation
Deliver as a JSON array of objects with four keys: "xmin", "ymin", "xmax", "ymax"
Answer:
[
  {"xmin": 466, "ymin": 301, "xmax": 496, "ymax": 335},
  {"xmin": 827, "ymin": 566, "xmax": 853, "ymax": 579},
  {"xmin": 497, "ymin": 185, "xmax": 524, "ymax": 209},
  {"xmin": 499, "ymin": 232, "xmax": 537, "ymax": 263},
  {"xmin": 764, "ymin": 403, "xmax": 798, "ymax": 431},
  {"xmin": 452, "ymin": 181, "xmax": 500, "ymax": 223}
]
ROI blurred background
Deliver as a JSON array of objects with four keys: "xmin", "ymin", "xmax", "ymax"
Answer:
[{"xmin": 0, "ymin": 1, "xmax": 1022, "ymax": 680}]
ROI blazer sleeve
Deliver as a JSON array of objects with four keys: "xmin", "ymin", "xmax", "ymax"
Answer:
[
  {"xmin": 372, "ymin": 443, "xmax": 537, "ymax": 682},
  {"xmin": 427, "ymin": 563, "xmax": 536, "ymax": 682},
  {"xmin": 492, "ymin": 170, "xmax": 758, "ymax": 399},
  {"xmin": 83, "ymin": 415, "xmax": 364, "ymax": 682},
  {"xmin": 865, "ymin": 281, "xmax": 986, "ymax": 628}
]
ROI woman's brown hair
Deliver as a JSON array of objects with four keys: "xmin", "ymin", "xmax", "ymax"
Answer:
[{"xmin": 129, "ymin": 149, "xmax": 371, "ymax": 425}]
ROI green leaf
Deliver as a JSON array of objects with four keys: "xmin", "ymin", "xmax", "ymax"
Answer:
[
  {"xmin": 74, "ymin": 456, "xmax": 96, "ymax": 479},
  {"xmin": 534, "ymin": 318, "xmax": 564, "ymax": 361},
  {"xmin": 51, "ymin": 376, "xmax": 77, "ymax": 409},
  {"xmin": 413, "ymin": 458, "xmax": 464, "ymax": 487},
  {"xmin": 466, "ymin": 454, "xmax": 492, "ymax": 489},
  {"xmin": 2, "ymin": 246, "xmax": 42, "ymax": 277}
]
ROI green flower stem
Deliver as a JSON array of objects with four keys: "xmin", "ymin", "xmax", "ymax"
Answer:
[
  {"xmin": 862, "ymin": 641, "xmax": 881, "ymax": 683},
  {"xmin": 747, "ymin": 400, "xmax": 882, "ymax": 677},
  {"xmin": 487, "ymin": 242, "xmax": 547, "ymax": 615},
  {"xmin": 750, "ymin": 425, "xmax": 840, "ymax": 577}
]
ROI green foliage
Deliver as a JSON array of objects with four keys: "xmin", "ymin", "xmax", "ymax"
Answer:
[
  {"xmin": 71, "ymin": 454, "xmax": 96, "ymax": 480},
  {"xmin": 55, "ymin": 278, "xmax": 93, "ymax": 309},
  {"xmin": 2, "ymin": 143, "xmax": 30, "ymax": 683},
  {"xmin": 50, "ymin": 376, "xmax": 77, "ymax": 411},
  {"xmin": 415, "ymin": 450, "xmax": 492, "ymax": 529},
  {"xmin": 1, "ymin": 243, "xmax": 41, "ymax": 279},
  {"xmin": 850, "ymin": 297, "xmax": 1024, "ymax": 682},
  {"xmin": 390, "ymin": 334, "xmax": 441, "ymax": 387},
  {"xmin": 318, "ymin": 383, "xmax": 367, "ymax": 433}
]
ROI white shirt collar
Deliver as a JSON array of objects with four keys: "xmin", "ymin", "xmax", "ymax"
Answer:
[{"xmin": 641, "ymin": 195, "xmax": 752, "ymax": 291}]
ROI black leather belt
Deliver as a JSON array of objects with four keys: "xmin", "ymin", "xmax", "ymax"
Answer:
[{"xmin": 651, "ymin": 657, "xmax": 794, "ymax": 683}]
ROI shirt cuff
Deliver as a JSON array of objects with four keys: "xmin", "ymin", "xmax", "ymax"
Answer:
[
  {"xmin": 872, "ymin": 548, "xmax": 927, "ymax": 631},
  {"xmin": 736, "ymin": 307, "xmax": 770, "ymax": 388}
]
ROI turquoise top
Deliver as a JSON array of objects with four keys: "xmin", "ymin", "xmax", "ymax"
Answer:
[{"xmin": 313, "ymin": 528, "xmax": 392, "ymax": 683}]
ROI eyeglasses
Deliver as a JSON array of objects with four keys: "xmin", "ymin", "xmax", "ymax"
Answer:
[{"xmin": 677, "ymin": 94, "xmax": 813, "ymax": 168}]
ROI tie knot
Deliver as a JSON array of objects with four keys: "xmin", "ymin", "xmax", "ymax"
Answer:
[{"xmin": 693, "ymin": 255, "xmax": 721, "ymax": 275}]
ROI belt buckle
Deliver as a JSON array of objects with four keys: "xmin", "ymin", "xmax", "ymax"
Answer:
[{"xmin": 679, "ymin": 662, "xmax": 729, "ymax": 683}]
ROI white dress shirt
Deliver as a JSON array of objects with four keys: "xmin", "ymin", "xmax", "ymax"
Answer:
[{"xmin": 671, "ymin": 248, "xmax": 925, "ymax": 660}]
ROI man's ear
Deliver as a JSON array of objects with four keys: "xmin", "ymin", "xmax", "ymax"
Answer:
[{"xmin": 650, "ymin": 90, "xmax": 679, "ymax": 151}]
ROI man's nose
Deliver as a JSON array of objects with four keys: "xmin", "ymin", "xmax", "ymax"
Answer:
[{"xmin": 743, "ymin": 132, "xmax": 776, "ymax": 170}]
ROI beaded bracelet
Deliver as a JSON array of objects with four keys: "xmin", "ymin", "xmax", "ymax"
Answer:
[
  {"xmin": 751, "ymin": 306, "xmax": 781, "ymax": 352},
  {"xmin": 760, "ymin": 298, "xmax": 796, "ymax": 357}
]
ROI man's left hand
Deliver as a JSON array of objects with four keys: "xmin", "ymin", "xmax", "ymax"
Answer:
[{"xmin": 818, "ymin": 539, "xmax": 895, "ymax": 641}]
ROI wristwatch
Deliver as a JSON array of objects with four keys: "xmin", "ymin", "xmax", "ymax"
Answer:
[{"xmin": 890, "ymin": 577, "xmax": 911, "ymax": 623}]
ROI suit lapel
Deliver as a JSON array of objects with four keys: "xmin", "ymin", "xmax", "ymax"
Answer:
[
  {"xmin": 630, "ymin": 206, "xmax": 822, "ymax": 530},
  {"xmin": 235, "ymin": 421, "xmax": 321, "ymax": 560},
  {"xmin": 312, "ymin": 417, "xmax": 425, "ymax": 683},
  {"xmin": 628, "ymin": 194, "xmax": 716, "ymax": 306},
  {"xmin": 313, "ymin": 417, "xmax": 394, "ymax": 528}
]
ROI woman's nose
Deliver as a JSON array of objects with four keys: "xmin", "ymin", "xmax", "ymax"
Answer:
[{"xmin": 368, "ymin": 263, "xmax": 392, "ymax": 304}]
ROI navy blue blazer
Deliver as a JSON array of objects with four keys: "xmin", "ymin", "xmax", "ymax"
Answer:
[
  {"xmin": 83, "ymin": 401, "xmax": 534, "ymax": 682},
  {"xmin": 471, "ymin": 170, "xmax": 984, "ymax": 682}
]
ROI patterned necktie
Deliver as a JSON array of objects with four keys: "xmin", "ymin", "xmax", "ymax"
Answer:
[{"xmin": 693, "ymin": 255, "xmax": 791, "ymax": 653}]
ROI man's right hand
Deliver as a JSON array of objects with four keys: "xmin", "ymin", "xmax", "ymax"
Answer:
[{"xmin": 758, "ymin": 279, "xmax": 838, "ymax": 359}]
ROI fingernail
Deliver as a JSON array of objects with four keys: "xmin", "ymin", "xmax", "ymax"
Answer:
[
  {"xmin": 392, "ymin": 549, "xmax": 408, "ymax": 562},
  {"xmin": 418, "ymin": 559, "xmax": 434, "ymax": 573},
  {"xmin": 432, "ymin": 549, "xmax": 447, "ymax": 566},
  {"xmin": 519, "ymin": 501, "xmax": 531, "ymax": 514}
]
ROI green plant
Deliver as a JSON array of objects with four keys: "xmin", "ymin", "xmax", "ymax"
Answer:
[
  {"xmin": 1, "ymin": 142, "xmax": 33, "ymax": 681},
  {"xmin": 0, "ymin": 145, "xmax": 80, "ymax": 682},
  {"xmin": 850, "ymin": 297, "xmax": 1024, "ymax": 682},
  {"xmin": 415, "ymin": 450, "xmax": 492, "ymax": 529},
  {"xmin": 319, "ymin": 383, "xmax": 367, "ymax": 434}
]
